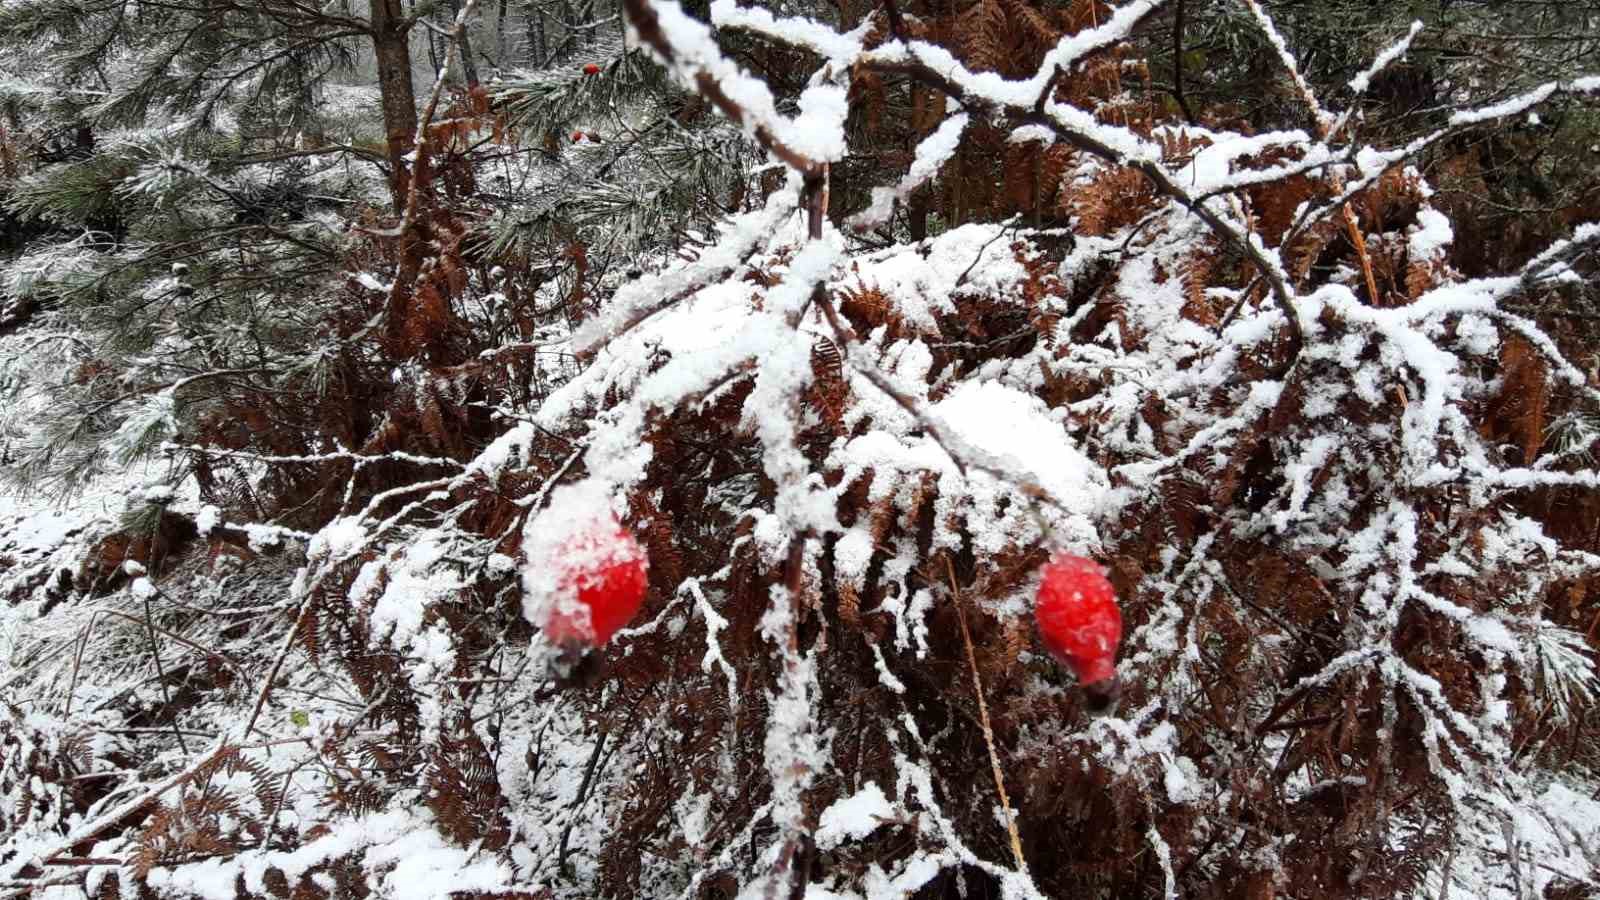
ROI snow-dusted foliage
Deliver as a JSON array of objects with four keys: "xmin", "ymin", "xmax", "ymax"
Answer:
[{"xmin": 2, "ymin": 0, "xmax": 1600, "ymax": 898}]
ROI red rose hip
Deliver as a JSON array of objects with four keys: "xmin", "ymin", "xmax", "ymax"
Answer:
[
  {"xmin": 522, "ymin": 482, "xmax": 650, "ymax": 649},
  {"xmin": 1034, "ymin": 553, "xmax": 1122, "ymax": 687},
  {"xmin": 543, "ymin": 520, "xmax": 648, "ymax": 646}
]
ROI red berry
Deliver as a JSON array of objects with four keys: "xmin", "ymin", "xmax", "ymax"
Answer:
[
  {"xmin": 543, "ymin": 520, "xmax": 649, "ymax": 646},
  {"xmin": 1034, "ymin": 553, "xmax": 1121, "ymax": 685},
  {"xmin": 583, "ymin": 63, "xmax": 602, "ymax": 75}
]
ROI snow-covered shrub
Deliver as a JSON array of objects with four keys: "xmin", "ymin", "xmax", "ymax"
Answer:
[{"xmin": 2, "ymin": 0, "xmax": 1599, "ymax": 898}]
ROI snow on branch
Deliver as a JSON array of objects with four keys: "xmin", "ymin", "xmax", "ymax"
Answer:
[
  {"xmin": 621, "ymin": 0, "xmax": 845, "ymax": 173},
  {"xmin": 850, "ymin": 112, "xmax": 970, "ymax": 230},
  {"xmin": 1237, "ymin": 0, "xmax": 1331, "ymax": 133},
  {"xmin": 844, "ymin": 33, "xmax": 1308, "ymax": 340},
  {"xmin": 1348, "ymin": 20, "xmax": 1424, "ymax": 96},
  {"xmin": 1285, "ymin": 79, "xmax": 1600, "ymax": 255},
  {"xmin": 707, "ymin": 0, "xmax": 866, "ymax": 65}
]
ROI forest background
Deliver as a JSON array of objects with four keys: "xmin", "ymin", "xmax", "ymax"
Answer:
[{"xmin": 3, "ymin": 0, "xmax": 1600, "ymax": 897}]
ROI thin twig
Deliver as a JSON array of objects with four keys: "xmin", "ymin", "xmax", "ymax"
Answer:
[
  {"xmin": 1237, "ymin": 0, "xmax": 1379, "ymax": 304},
  {"xmin": 136, "ymin": 580, "xmax": 189, "ymax": 753},
  {"xmin": 557, "ymin": 727, "xmax": 608, "ymax": 878},
  {"xmin": 955, "ymin": 215, "xmax": 1020, "ymax": 287}
]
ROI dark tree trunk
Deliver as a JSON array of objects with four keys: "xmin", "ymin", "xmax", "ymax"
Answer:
[
  {"xmin": 370, "ymin": 0, "xmax": 418, "ymax": 209},
  {"xmin": 558, "ymin": 0, "xmax": 576, "ymax": 59},
  {"xmin": 525, "ymin": 0, "xmax": 546, "ymax": 63},
  {"xmin": 422, "ymin": 0, "xmax": 442, "ymax": 72},
  {"xmin": 447, "ymin": 0, "xmax": 480, "ymax": 86},
  {"xmin": 907, "ymin": 189, "xmax": 929, "ymax": 242},
  {"xmin": 496, "ymin": 0, "xmax": 509, "ymax": 65}
]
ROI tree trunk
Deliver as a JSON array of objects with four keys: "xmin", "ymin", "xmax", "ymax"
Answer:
[
  {"xmin": 907, "ymin": 187, "xmax": 929, "ymax": 242},
  {"xmin": 420, "ymin": 0, "xmax": 442, "ymax": 73},
  {"xmin": 559, "ymin": 0, "xmax": 576, "ymax": 58},
  {"xmin": 533, "ymin": 5, "xmax": 546, "ymax": 61},
  {"xmin": 447, "ymin": 0, "xmax": 481, "ymax": 86},
  {"xmin": 370, "ymin": 0, "xmax": 418, "ymax": 209},
  {"xmin": 496, "ymin": 0, "xmax": 509, "ymax": 66}
]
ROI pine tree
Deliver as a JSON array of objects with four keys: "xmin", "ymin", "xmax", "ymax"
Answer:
[{"xmin": 0, "ymin": 0, "xmax": 767, "ymax": 501}]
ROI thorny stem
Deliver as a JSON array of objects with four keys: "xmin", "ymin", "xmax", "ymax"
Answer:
[
  {"xmin": 946, "ymin": 557, "xmax": 1028, "ymax": 875},
  {"xmin": 623, "ymin": 0, "xmax": 838, "ymax": 884}
]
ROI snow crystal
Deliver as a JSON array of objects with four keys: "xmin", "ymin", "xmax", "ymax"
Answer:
[
  {"xmin": 931, "ymin": 379, "xmax": 1105, "ymax": 517},
  {"xmin": 833, "ymin": 528, "xmax": 876, "ymax": 586},
  {"xmin": 1007, "ymin": 124, "xmax": 1056, "ymax": 146},
  {"xmin": 353, "ymin": 271, "xmax": 392, "ymax": 293},
  {"xmin": 361, "ymin": 813, "xmax": 510, "ymax": 899},
  {"xmin": 242, "ymin": 523, "xmax": 285, "ymax": 552},
  {"xmin": 1455, "ymin": 313, "xmax": 1499, "ymax": 357},
  {"xmin": 463, "ymin": 421, "xmax": 533, "ymax": 485},
  {"xmin": 543, "ymin": 277, "xmax": 758, "ymax": 431},
  {"xmin": 789, "ymin": 85, "xmax": 850, "ymax": 162},
  {"xmin": 847, "ymin": 224, "xmax": 1032, "ymax": 332},
  {"xmin": 709, "ymin": 0, "xmax": 863, "ymax": 64},
  {"xmin": 870, "ymin": 642, "xmax": 907, "ymax": 694},
  {"xmin": 677, "ymin": 791, "xmax": 714, "ymax": 848},
  {"xmin": 1449, "ymin": 82, "xmax": 1557, "ymax": 127},
  {"xmin": 854, "ymin": 114, "xmax": 969, "ymax": 228},
  {"xmin": 368, "ymin": 539, "xmax": 453, "ymax": 646},
  {"xmin": 1174, "ymin": 130, "xmax": 1314, "ymax": 195},
  {"xmin": 146, "ymin": 808, "xmax": 514, "ymax": 900}
]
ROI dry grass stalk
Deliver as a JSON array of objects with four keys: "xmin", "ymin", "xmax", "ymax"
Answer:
[{"xmin": 947, "ymin": 556, "xmax": 1028, "ymax": 875}]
